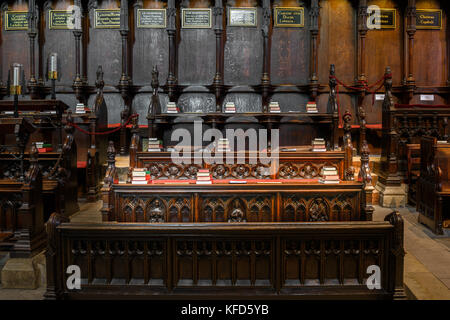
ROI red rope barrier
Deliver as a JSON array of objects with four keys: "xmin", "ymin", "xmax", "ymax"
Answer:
[
  {"xmin": 68, "ymin": 114, "xmax": 139, "ymax": 135},
  {"xmin": 330, "ymin": 74, "xmax": 391, "ymax": 126}
]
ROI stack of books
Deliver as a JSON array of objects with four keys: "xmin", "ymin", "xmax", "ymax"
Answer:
[
  {"xmin": 75, "ymin": 103, "xmax": 90, "ymax": 114},
  {"xmin": 319, "ymin": 166, "xmax": 339, "ymax": 184},
  {"xmin": 269, "ymin": 102, "xmax": 281, "ymax": 113},
  {"xmin": 131, "ymin": 168, "xmax": 150, "ymax": 185},
  {"xmin": 35, "ymin": 142, "xmax": 53, "ymax": 153},
  {"xmin": 148, "ymin": 138, "xmax": 163, "ymax": 152},
  {"xmin": 306, "ymin": 102, "xmax": 318, "ymax": 113},
  {"xmin": 196, "ymin": 169, "xmax": 212, "ymax": 184},
  {"xmin": 166, "ymin": 102, "xmax": 179, "ymax": 113},
  {"xmin": 224, "ymin": 102, "xmax": 236, "ymax": 113},
  {"xmin": 217, "ymin": 138, "xmax": 231, "ymax": 152},
  {"xmin": 311, "ymin": 138, "xmax": 326, "ymax": 152}
]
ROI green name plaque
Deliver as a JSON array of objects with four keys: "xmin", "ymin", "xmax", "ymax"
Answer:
[
  {"xmin": 94, "ymin": 9, "xmax": 120, "ymax": 29},
  {"xmin": 137, "ymin": 9, "xmax": 166, "ymax": 28},
  {"xmin": 416, "ymin": 9, "xmax": 442, "ymax": 30},
  {"xmin": 49, "ymin": 10, "xmax": 73, "ymax": 30},
  {"xmin": 5, "ymin": 11, "xmax": 28, "ymax": 31},
  {"xmin": 274, "ymin": 7, "xmax": 304, "ymax": 27}
]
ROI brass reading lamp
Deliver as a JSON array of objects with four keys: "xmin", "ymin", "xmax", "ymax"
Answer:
[
  {"xmin": 47, "ymin": 52, "xmax": 60, "ymax": 100},
  {"xmin": 7, "ymin": 63, "xmax": 25, "ymax": 117}
]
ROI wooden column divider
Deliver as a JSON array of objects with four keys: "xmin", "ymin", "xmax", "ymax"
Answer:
[
  {"xmin": 261, "ymin": 0, "xmax": 271, "ymax": 113},
  {"xmin": 309, "ymin": 0, "xmax": 320, "ymax": 101},
  {"xmin": 167, "ymin": 0, "xmax": 177, "ymax": 102},
  {"xmin": 213, "ymin": 0, "xmax": 224, "ymax": 112}
]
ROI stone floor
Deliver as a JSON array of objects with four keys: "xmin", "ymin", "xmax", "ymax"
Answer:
[{"xmin": 0, "ymin": 203, "xmax": 448, "ymax": 300}]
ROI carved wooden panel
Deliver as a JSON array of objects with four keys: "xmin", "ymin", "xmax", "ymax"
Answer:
[
  {"xmin": 271, "ymin": 1, "xmax": 309, "ymax": 85},
  {"xmin": 113, "ymin": 186, "xmax": 362, "ymax": 223},
  {"xmin": 132, "ymin": 0, "xmax": 169, "ymax": 86},
  {"xmin": 178, "ymin": 19, "xmax": 215, "ymax": 84},
  {"xmin": 87, "ymin": 0, "xmax": 121, "ymax": 85},
  {"xmin": 0, "ymin": 1, "xmax": 33, "ymax": 81},
  {"xmin": 224, "ymin": 2, "xmax": 262, "ymax": 85},
  {"xmin": 43, "ymin": 0, "xmax": 76, "ymax": 87},
  {"xmin": 50, "ymin": 218, "xmax": 403, "ymax": 299},
  {"xmin": 414, "ymin": 0, "xmax": 448, "ymax": 86}
]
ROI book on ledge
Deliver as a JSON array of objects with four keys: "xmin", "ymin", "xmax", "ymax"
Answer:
[
  {"xmin": 148, "ymin": 138, "xmax": 163, "ymax": 152},
  {"xmin": 312, "ymin": 138, "xmax": 326, "ymax": 152},
  {"xmin": 319, "ymin": 166, "xmax": 339, "ymax": 184},
  {"xmin": 196, "ymin": 169, "xmax": 212, "ymax": 184},
  {"xmin": 166, "ymin": 102, "xmax": 179, "ymax": 113},
  {"xmin": 306, "ymin": 101, "xmax": 318, "ymax": 113},
  {"xmin": 269, "ymin": 102, "xmax": 281, "ymax": 113},
  {"xmin": 224, "ymin": 102, "xmax": 236, "ymax": 113},
  {"xmin": 75, "ymin": 103, "xmax": 90, "ymax": 114},
  {"xmin": 132, "ymin": 168, "xmax": 151, "ymax": 184},
  {"xmin": 35, "ymin": 142, "xmax": 53, "ymax": 153}
]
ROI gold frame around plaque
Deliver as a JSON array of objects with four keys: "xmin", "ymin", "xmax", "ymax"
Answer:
[
  {"xmin": 181, "ymin": 8, "xmax": 212, "ymax": 29},
  {"xmin": 137, "ymin": 8, "xmax": 167, "ymax": 29},
  {"xmin": 94, "ymin": 8, "xmax": 121, "ymax": 29},
  {"xmin": 273, "ymin": 7, "xmax": 304, "ymax": 28},
  {"xmin": 228, "ymin": 7, "xmax": 257, "ymax": 27},
  {"xmin": 4, "ymin": 11, "xmax": 28, "ymax": 31},
  {"xmin": 416, "ymin": 9, "xmax": 442, "ymax": 30},
  {"xmin": 49, "ymin": 10, "xmax": 73, "ymax": 30},
  {"xmin": 368, "ymin": 8, "xmax": 396, "ymax": 29}
]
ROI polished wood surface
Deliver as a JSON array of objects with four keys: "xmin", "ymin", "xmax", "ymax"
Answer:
[
  {"xmin": 417, "ymin": 136, "xmax": 450, "ymax": 234},
  {"xmin": 44, "ymin": 211, "xmax": 405, "ymax": 300}
]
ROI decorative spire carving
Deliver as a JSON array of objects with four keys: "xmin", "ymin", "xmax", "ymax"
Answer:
[
  {"xmin": 327, "ymin": 64, "xmax": 338, "ymax": 113},
  {"xmin": 343, "ymin": 109, "xmax": 355, "ymax": 181},
  {"xmin": 358, "ymin": 140, "xmax": 372, "ymax": 187},
  {"xmin": 148, "ymin": 66, "xmax": 161, "ymax": 119}
]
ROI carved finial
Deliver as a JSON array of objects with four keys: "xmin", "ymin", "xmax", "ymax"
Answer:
[
  {"xmin": 64, "ymin": 110, "xmax": 74, "ymax": 135},
  {"xmin": 383, "ymin": 66, "xmax": 394, "ymax": 111},
  {"xmin": 107, "ymin": 141, "xmax": 116, "ymax": 164},
  {"xmin": 358, "ymin": 140, "xmax": 372, "ymax": 186},
  {"xmin": 151, "ymin": 65, "xmax": 159, "ymax": 89},
  {"xmin": 30, "ymin": 143, "xmax": 38, "ymax": 163},
  {"xmin": 343, "ymin": 109, "xmax": 352, "ymax": 139},
  {"xmin": 96, "ymin": 65, "xmax": 104, "ymax": 89},
  {"xmin": 131, "ymin": 114, "xmax": 139, "ymax": 134},
  {"xmin": 148, "ymin": 66, "xmax": 162, "ymax": 118}
]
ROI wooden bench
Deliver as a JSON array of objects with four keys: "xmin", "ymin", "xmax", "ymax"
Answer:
[
  {"xmin": 44, "ymin": 211, "xmax": 405, "ymax": 300},
  {"xmin": 417, "ymin": 136, "xmax": 450, "ymax": 234}
]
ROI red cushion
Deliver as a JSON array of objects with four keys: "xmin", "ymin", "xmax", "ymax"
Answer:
[{"xmin": 77, "ymin": 161, "xmax": 87, "ymax": 169}]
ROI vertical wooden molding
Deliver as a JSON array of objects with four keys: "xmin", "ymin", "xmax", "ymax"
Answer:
[
  {"xmin": 213, "ymin": 0, "xmax": 224, "ymax": 112},
  {"xmin": 405, "ymin": 0, "xmax": 416, "ymax": 101},
  {"xmin": 343, "ymin": 110, "xmax": 355, "ymax": 181},
  {"xmin": 119, "ymin": 0, "xmax": 132, "ymax": 155},
  {"xmin": 357, "ymin": 0, "xmax": 368, "ymax": 83},
  {"xmin": 167, "ymin": 0, "xmax": 177, "ymax": 102},
  {"xmin": 384, "ymin": 211, "xmax": 406, "ymax": 299},
  {"xmin": 358, "ymin": 140, "xmax": 374, "ymax": 211},
  {"xmin": 327, "ymin": 64, "xmax": 339, "ymax": 150},
  {"xmin": 379, "ymin": 67, "xmax": 401, "ymax": 187},
  {"xmin": 358, "ymin": 104, "xmax": 366, "ymax": 152},
  {"xmin": 148, "ymin": 66, "xmax": 161, "ymax": 138},
  {"xmin": 309, "ymin": 0, "xmax": 320, "ymax": 101},
  {"xmin": 27, "ymin": 0, "xmax": 40, "ymax": 98},
  {"xmin": 0, "ymin": 2, "xmax": 7, "ymax": 96},
  {"xmin": 73, "ymin": 0, "xmax": 85, "ymax": 103},
  {"xmin": 261, "ymin": 0, "xmax": 271, "ymax": 113},
  {"xmin": 119, "ymin": 0, "xmax": 130, "ymax": 86}
]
